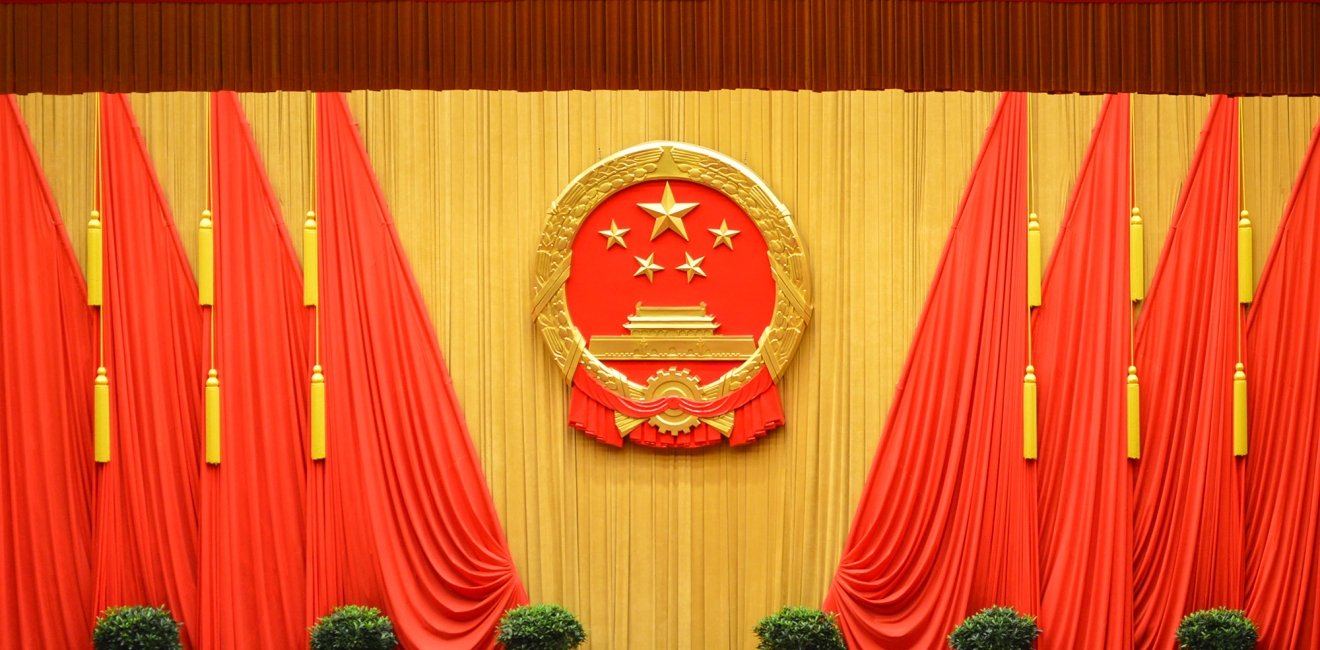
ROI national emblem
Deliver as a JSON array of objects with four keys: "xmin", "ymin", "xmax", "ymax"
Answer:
[{"xmin": 532, "ymin": 142, "xmax": 811, "ymax": 448}]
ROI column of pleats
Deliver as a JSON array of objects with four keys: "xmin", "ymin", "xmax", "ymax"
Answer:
[
  {"xmin": 0, "ymin": 95, "xmax": 96, "ymax": 650},
  {"xmin": 1032, "ymin": 94, "xmax": 1133, "ymax": 650},
  {"xmin": 196, "ymin": 91, "xmax": 309, "ymax": 649},
  {"xmin": 92, "ymin": 93, "xmax": 204, "ymax": 649}
]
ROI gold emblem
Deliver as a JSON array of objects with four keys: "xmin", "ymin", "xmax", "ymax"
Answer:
[{"xmin": 532, "ymin": 142, "xmax": 811, "ymax": 405}]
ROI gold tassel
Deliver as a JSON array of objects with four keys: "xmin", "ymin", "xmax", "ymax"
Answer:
[
  {"xmin": 1023, "ymin": 365, "xmax": 1038, "ymax": 460},
  {"xmin": 303, "ymin": 211, "xmax": 319, "ymax": 307},
  {"xmin": 1234, "ymin": 362, "xmax": 1248, "ymax": 456},
  {"xmin": 1238, "ymin": 209, "xmax": 1254, "ymax": 304},
  {"xmin": 1127, "ymin": 366, "xmax": 1141, "ymax": 459},
  {"xmin": 205, "ymin": 369, "xmax": 221, "ymax": 465},
  {"xmin": 94, "ymin": 367, "xmax": 110, "ymax": 463},
  {"xmin": 87, "ymin": 210, "xmax": 103, "ymax": 306},
  {"xmin": 310, "ymin": 365, "xmax": 326, "ymax": 460},
  {"xmin": 1027, "ymin": 212, "xmax": 1042, "ymax": 307},
  {"xmin": 1130, "ymin": 207, "xmax": 1145, "ymax": 302},
  {"xmin": 199, "ymin": 209, "xmax": 214, "ymax": 306}
]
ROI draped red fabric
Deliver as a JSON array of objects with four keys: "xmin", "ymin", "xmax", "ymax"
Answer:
[
  {"xmin": 568, "ymin": 367, "xmax": 783, "ymax": 448},
  {"xmin": 1244, "ymin": 116, "xmax": 1320, "ymax": 649},
  {"xmin": 197, "ymin": 91, "xmax": 309, "ymax": 650},
  {"xmin": 310, "ymin": 92, "xmax": 528, "ymax": 648},
  {"xmin": 1132, "ymin": 95, "xmax": 1244, "ymax": 649},
  {"xmin": 93, "ymin": 93, "xmax": 203, "ymax": 649},
  {"xmin": 823, "ymin": 92, "xmax": 1037, "ymax": 649},
  {"xmin": 1032, "ymin": 94, "xmax": 1133, "ymax": 650},
  {"xmin": 0, "ymin": 96, "xmax": 95, "ymax": 650}
]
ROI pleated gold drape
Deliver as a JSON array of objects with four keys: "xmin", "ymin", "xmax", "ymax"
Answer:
[{"xmin": 17, "ymin": 90, "xmax": 1320, "ymax": 649}]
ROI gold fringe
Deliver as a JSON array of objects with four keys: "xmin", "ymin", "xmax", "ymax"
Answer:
[
  {"xmin": 1027, "ymin": 212, "xmax": 1042, "ymax": 307},
  {"xmin": 205, "ymin": 369, "xmax": 221, "ymax": 465},
  {"xmin": 303, "ymin": 211, "xmax": 319, "ymax": 307},
  {"xmin": 87, "ymin": 210, "xmax": 103, "ymax": 306},
  {"xmin": 94, "ymin": 367, "xmax": 110, "ymax": 463},
  {"xmin": 1234, "ymin": 362, "xmax": 1248, "ymax": 456},
  {"xmin": 199, "ymin": 209, "xmax": 214, "ymax": 306},
  {"xmin": 1127, "ymin": 365, "xmax": 1141, "ymax": 459},
  {"xmin": 310, "ymin": 365, "xmax": 326, "ymax": 460},
  {"xmin": 1023, "ymin": 365, "xmax": 1038, "ymax": 460},
  {"xmin": 1130, "ymin": 207, "xmax": 1145, "ymax": 302},
  {"xmin": 1238, "ymin": 209, "xmax": 1254, "ymax": 304}
]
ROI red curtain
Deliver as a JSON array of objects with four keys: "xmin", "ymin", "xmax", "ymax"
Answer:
[
  {"xmin": 1132, "ymin": 95, "xmax": 1244, "ymax": 649},
  {"xmin": 0, "ymin": 95, "xmax": 96, "ymax": 650},
  {"xmin": 1032, "ymin": 94, "xmax": 1133, "ymax": 650},
  {"xmin": 197, "ymin": 91, "xmax": 309, "ymax": 649},
  {"xmin": 93, "ymin": 93, "xmax": 204, "ymax": 649},
  {"xmin": 310, "ymin": 92, "xmax": 528, "ymax": 648},
  {"xmin": 1244, "ymin": 116, "xmax": 1320, "ymax": 648},
  {"xmin": 823, "ymin": 92, "xmax": 1038, "ymax": 648}
]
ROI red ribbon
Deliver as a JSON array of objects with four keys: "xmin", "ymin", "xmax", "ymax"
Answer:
[{"xmin": 568, "ymin": 365, "xmax": 784, "ymax": 448}]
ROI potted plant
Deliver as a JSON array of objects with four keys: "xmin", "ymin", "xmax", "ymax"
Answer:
[
  {"xmin": 496, "ymin": 604, "xmax": 587, "ymax": 650},
  {"xmin": 310, "ymin": 605, "xmax": 398, "ymax": 650},
  {"xmin": 948, "ymin": 606, "xmax": 1040, "ymax": 650},
  {"xmin": 93, "ymin": 606, "xmax": 183, "ymax": 650},
  {"xmin": 753, "ymin": 606, "xmax": 847, "ymax": 650},
  {"xmin": 1176, "ymin": 608, "xmax": 1258, "ymax": 650}
]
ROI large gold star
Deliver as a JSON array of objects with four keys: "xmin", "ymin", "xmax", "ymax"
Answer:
[
  {"xmin": 598, "ymin": 220, "xmax": 630, "ymax": 249},
  {"xmin": 637, "ymin": 182, "xmax": 699, "ymax": 241},
  {"xmin": 676, "ymin": 252, "xmax": 707, "ymax": 282},
  {"xmin": 708, "ymin": 220, "xmax": 741, "ymax": 250},
  {"xmin": 633, "ymin": 253, "xmax": 664, "ymax": 282}
]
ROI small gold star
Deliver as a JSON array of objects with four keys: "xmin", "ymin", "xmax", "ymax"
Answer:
[
  {"xmin": 598, "ymin": 220, "xmax": 630, "ymax": 249},
  {"xmin": 637, "ymin": 182, "xmax": 699, "ymax": 241},
  {"xmin": 709, "ymin": 220, "xmax": 740, "ymax": 250},
  {"xmin": 633, "ymin": 253, "xmax": 664, "ymax": 282},
  {"xmin": 676, "ymin": 252, "xmax": 707, "ymax": 282}
]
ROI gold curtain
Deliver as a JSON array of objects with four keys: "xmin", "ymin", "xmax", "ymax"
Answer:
[{"xmin": 17, "ymin": 90, "xmax": 1320, "ymax": 649}]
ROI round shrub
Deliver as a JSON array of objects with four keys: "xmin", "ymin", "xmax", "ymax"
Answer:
[
  {"xmin": 310, "ymin": 605, "xmax": 398, "ymax": 650},
  {"xmin": 753, "ymin": 606, "xmax": 846, "ymax": 650},
  {"xmin": 496, "ymin": 604, "xmax": 587, "ymax": 650},
  {"xmin": 1176, "ymin": 608, "xmax": 1258, "ymax": 650},
  {"xmin": 93, "ymin": 606, "xmax": 183, "ymax": 650},
  {"xmin": 948, "ymin": 606, "xmax": 1040, "ymax": 650}
]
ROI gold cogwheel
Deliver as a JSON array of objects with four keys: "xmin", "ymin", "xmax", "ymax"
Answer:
[{"xmin": 644, "ymin": 368, "xmax": 702, "ymax": 435}]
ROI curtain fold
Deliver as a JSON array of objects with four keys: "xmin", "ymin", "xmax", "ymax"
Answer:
[
  {"xmin": 0, "ymin": 95, "xmax": 96, "ymax": 650},
  {"xmin": 197, "ymin": 91, "xmax": 309, "ymax": 650},
  {"xmin": 1033, "ymin": 93, "xmax": 1133, "ymax": 650},
  {"xmin": 1132, "ymin": 95, "xmax": 1244, "ymax": 649},
  {"xmin": 310, "ymin": 92, "xmax": 528, "ymax": 648},
  {"xmin": 3, "ymin": 2, "xmax": 1320, "ymax": 96},
  {"xmin": 1244, "ymin": 115, "xmax": 1320, "ymax": 649},
  {"xmin": 92, "ymin": 93, "xmax": 204, "ymax": 649},
  {"xmin": 823, "ymin": 92, "xmax": 1037, "ymax": 648}
]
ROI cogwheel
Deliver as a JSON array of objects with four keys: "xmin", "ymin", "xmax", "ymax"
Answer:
[{"xmin": 643, "ymin": 368, "xmax": 703, "ymax": 435}]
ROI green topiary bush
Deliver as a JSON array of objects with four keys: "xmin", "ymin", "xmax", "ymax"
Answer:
[
  {"xmin": 93, "ymin": 606, "xmax": 183, "ymax": 650},
  {"xmin": 496, "ymin": 604, "xmax": 586, "ymax": 650},
  {"xmin": 1176, "ymin": 608, "xmax": 1258, "ymax": 650},
  {"xmin": 948, "ymin": 606, "xmax": 1040, "ymax": 650},
  {"xmin": 753, "ymin": 606, "xmax": 847, "ymax": 650},
  {"xmin": 309, "ymin": 605, "xmax": 398, "ymax": 650}
]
